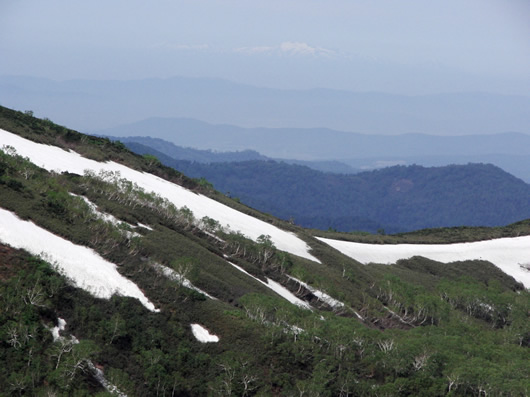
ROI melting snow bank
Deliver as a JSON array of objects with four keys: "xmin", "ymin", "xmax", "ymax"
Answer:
[
  {"xmin": 317, "ymin": 236, "xmax": 530, "ymax": 289},
  {"xmin": 0, "ymin": 208, "xmax": 159, "ymax": 312},
  {"xmin": 191, "ymin": 324, "xmax": 219, "ymax": 343},
  {"xmin": 0, "ymin": 129, "xmax": 319, "ymax": 263},
  {"xmin": 152, "ymin": 263, "xmax": 217, "ymax": 300},
  {"xmin": 227, "ymin": 260, "xmax": 312, "ymax": 309}
]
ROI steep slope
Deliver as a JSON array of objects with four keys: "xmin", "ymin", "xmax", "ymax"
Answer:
[
  {"xmin": 0, "ymin": 208, "xmax": 158, "ymax": 311},
  {"xmin": 0, "ymin": 107, "xmax": 528, "ymax": 396},
  {"xmin": 0, "ymin": 128, "xmax": 318, "ymax": 263}
]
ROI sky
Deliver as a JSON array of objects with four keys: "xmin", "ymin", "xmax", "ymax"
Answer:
[{"xmin": 1, "ymin": 0, "xmax": 529, "ymax": 94}]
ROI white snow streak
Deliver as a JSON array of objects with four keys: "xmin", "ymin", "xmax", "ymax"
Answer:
[
  {"xmin": 191, "ymin": 323, "xmax": 219, "ymax": 343},
  {"xmin": 227, "ymin": 261, "xmax": 312, "ymax": 309},
  {"xmin": 88, "ymin": 361, "xmax": 128, "ymax": 397},
  {"xmin": 318, "ymin": 237, "xmax": 530, "ymax": 288},
  {"xmin": 287, "ymin": 276, "xmax": 345, "ymax": 309},
  {"xmin": 69, "ymin": 193, "xmax": 125, "ymax": 226},
  {"xmin": 0, "ymin": 208, "xmax": 159, "ymax": 311},
  {"xmin": 152, "ymin": 263, "xmax": 217, "ymax": 300},
  {"xmin": 0, "ymin": 129, "xmax": 319, "ymax": 263},
  {"xmin": 136, "ymin": 222, "xmax": 153, "ymax": 231},
  {"xmin": 69, "ymin": 193, "xmax": 140, "ymax": 237}
]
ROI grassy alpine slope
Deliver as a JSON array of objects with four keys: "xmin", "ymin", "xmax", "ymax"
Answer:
[{"xmin": 0, "ymin": 106, "xmax": 528, "ymax": 396}]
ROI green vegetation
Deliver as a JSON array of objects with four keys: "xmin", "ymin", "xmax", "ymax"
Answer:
[{"xmin": 0, "ymin": 106, "xmax": 528, "ymax": 396}]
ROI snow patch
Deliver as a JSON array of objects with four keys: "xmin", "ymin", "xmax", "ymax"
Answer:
[
  {"xmin": 0, "ymin": 129, "xmax": 319, "ymax": 263},
  {"xmin": 49, "ymin": 317, "xmax": 79, "ymax": 345},
  {"xmin": 51, "ymin": 318, "xmax": 67, "ymax": 342},
  {"xmin": 318, "ymin": 236, "xmax": 530, "ymax": 289},
  {"xmin": 191, "ymin": 323, "xmax": 219, "ymax": 343},
  {"xmin": 0, "ymin": 208, "xmax": 159, "ymax": 312},
  {"xmin": 227, "ymin": 261, "xmax": 312, "ymax": 309}
]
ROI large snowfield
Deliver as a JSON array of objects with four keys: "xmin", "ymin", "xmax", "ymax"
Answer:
[
  {"xmin": 0, "ymin": 208, "xmax": 159, "ymax": 311},
  {"xmin": 0, "ymin": 129, "xmax": 319, "ymax": 263},
  {"xmin": 318, "ymin": 237, "xmax": 530, "ymax": 288}
]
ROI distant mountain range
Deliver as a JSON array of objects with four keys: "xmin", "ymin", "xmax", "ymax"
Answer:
[
  {"xmin": 4, "ymin": 74, "xmax": 529, "ymax": 179},
  {"xmin": 108, "ymin": 126, "xmax": 530, "ymax": 182},
  {"xmin": 116, "ymin": 136, "xmax": 359, "ymax": 174},
  {"xmin": 97, "ymin": 117, "xmax": 530, "ymax": 158},
  {"xmin": 123, "ymin": 139, "xmax": 530, "ymax": 233},
  {"xmin": 1, "ymin": 75, "xmax": 529, "ymax": 135}
]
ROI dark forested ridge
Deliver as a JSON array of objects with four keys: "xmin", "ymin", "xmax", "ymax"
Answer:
[
  {"xmin": 117, "ymin": 137, "xmax": 359, "ymax": 174},
  {"xmin": 0, "ymin": 106, "xmax": 529, "ymax": 396},
  {"xmin": 124, "ymin": 142, "xmax": 530, "ymax": 233},
  {"xmin": 117, "ymin": 136, "xmax": 269, "ymax": 163}
]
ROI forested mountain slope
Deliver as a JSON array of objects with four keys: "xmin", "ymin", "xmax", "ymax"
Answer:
[
  {"xmin": 0, "ymin": 106, "xmax": 528, "ymax": 396},
  {"xmin": 125, "ymin": 142, "xmax": 530, "ymax": 233}
]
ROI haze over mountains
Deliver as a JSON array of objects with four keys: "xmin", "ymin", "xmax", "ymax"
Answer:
[
  {"xmin": 109, "ymin": 126, "xmax": 530, "ymax": 183},
  {"xmin": 3, "ymin": 74, "xmax": 529, "ymax": 180},
  {"xmin": 97, "ymin": 117, "xmax": 530, "ymax": 158},
  {"xmin": 1, "ymin": 75, "xmax": 529, "ymax": 135}
]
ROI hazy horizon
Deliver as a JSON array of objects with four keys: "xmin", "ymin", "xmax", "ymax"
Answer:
[
  {"xmin": 1, "ymin": 1, "xmax": 529, "ymax": 136},
  {"xmin": 1, "ymin": 0, "xmax": 529, "ymax": 95}
]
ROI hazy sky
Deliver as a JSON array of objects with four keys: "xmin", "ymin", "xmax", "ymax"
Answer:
[{"xmin": 1, "ymin": 0, "xmax": 529, "ymax": 94}]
